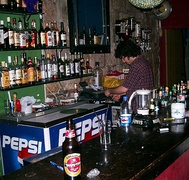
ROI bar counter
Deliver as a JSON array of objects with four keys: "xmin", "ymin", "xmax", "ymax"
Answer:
[{"xmin": 1, "ymin": 117, "xmax": 189, "ymax": 179}]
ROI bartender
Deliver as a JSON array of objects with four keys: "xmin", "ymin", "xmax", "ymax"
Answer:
[{"xmin": 104, "ymin": 39, "xmax": 154, "ymax": 111}]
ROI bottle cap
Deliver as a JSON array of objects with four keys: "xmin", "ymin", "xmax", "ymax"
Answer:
[{"xmin": 123, "ymin": 96, "xmax": 128, "ymax": 101}]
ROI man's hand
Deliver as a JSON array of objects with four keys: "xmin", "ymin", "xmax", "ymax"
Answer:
[{"xmin": 112, "ymin": 94, "xmax": 121, "ymax": 101}]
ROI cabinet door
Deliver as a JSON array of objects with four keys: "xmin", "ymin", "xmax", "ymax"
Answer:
[{"xmin": 68, "ymin": 0, "xmax": 110, "ymax": 54}]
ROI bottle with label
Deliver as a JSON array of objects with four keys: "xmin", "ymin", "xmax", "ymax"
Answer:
[
  {"xmin": 35, "ymin": 0, "xmax": 42, "ymax": 13},
  {"xmin": 7, "ymin": 56, "xmax": 16, "ymax": 87},
  {"xmin": 34, "ymin": 57, "xmax": 41, "ymax": 82},
  {"xmin": 45, "ymin": 53, "xmax": 52, "ymax": 81},
  {"xmin": 3, "ymin": 19, "xmax": 9, "ymax": 49},
  {"xmin": 74, "ymin": 52, "xmax": 80, "ymax": 77},
  {"xmin": 51, "ymin": 21, "xmax": 59, "ymax": 47},
  {"xmin": 45, "ymin": 22, "xmax": 52, "ymax": 47},
  {"xmin": 39, "ymin": 15, "xmax": 46, "ymax": 48},
  {"xmin": 40, "ymin": 54, "xmax": 47, "ymax": 82},
  {"xmin": 120, "ymin": 96, "xmax": 132, "ymax": 126},
  {"xmin": 9, "ymin": 0, "xmax": 17, "ymax": 10},
  {"xmin": 69, "ymin": 53, "xmax": 75, "ymax": 77},
  {"xmin": 149, "ymin": 98, "xmax": 155, "ymax": 115},
  {"xmin": 16, "ymin": 0, "xmax": 22, "ymax": 10},
  {"xmin": 18, "ymin": 18, "xmax": 26, "ymax": 48},
  {"xmin": 86, "ymin": 58, "xmax": 92, "ymax": 75},
  {"xmin": 31, "ymin": 19, "xmax": 38, "ymax": 48},
  {"xmin": 0, "ymin": 0, "xmax": 8, "ymax": 9},
  {"xmin": 79, "ymin": 25, "xmax": 86, "ymax": 45},
  {"xmin": 80, "ymin": 52, "xmax": 86, "ymax": 76},
  {"xmin": 27, "ymin": 57, "xmax": 35, "ymax": 84},
  {"xmin": 62, "ymin": 119, "xmax": 81, "ymax": 180},
  {"xmin": 6, "ymin": 17, "xmax": 14, "ymax": 49},
  {"xmin": 93, "ymin": 62, "xmax": 103, "ymax": 88},
  {"xmin": 64, "ymin": 53, "xmax": 71, "ymax": 77},
  {"xmin": 59, "ymin": 22, "xmax": 67, "ymax": 46},
  {"xmin": 51, "ymin": 54, "xmax": 58, "ymax": 79},
  {"xmin": 0, "ymin": 20, "xmax": 5, "ymax": 49},
  {"xmin": 13, "ymin": 18, "xmax": 20, "ymax": 48},
  {"xmin": 14, "ymin": 56, "xmax": 22, "ymax": 85},
  {"xmin": 0, "ymin": 61, "xmax": 10, "ymax": 89},
  {"xmin": 58, "ymin": 52, "xmax": 65, "ymax": 79},
  {"xmin": 74, "ymin": 83, "xmax": 79, "ymax": 103},
  {"xmin": 20, "ymin": 54, "xmax": 28, "ymax": 85}
]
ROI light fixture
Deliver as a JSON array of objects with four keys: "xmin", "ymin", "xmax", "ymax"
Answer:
[{"xmin": 128, "ymin": 0, "xmax": 164, "ymax": 9}]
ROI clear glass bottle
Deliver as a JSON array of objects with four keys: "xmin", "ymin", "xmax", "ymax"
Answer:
[
  {"xmin": 7, "ymin": 56, "xmax": 16, "ymax": 87},
  {"xmin": 59, "ymin": 22, "xmax": 67, "ymax": 47},
  {"xmin": 14, "ymin": 56, "xmax": 22, "ymax": 85},
  {"xmin": 93, "ymin": 62, "xmax": 103, "ymax": 88},
  {"xmin": 7, "ymin": 17, "xmax": 14, "ymax": 49}
]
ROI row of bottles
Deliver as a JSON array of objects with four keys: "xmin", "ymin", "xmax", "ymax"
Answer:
[
  {"xmin": 150, "ymin": 80, "xmax": 189, "ymax": 114},
  {"xmin": 115, "ymin": 17, "xmax": 152, "ymax": 52},
  {"xmin": 74, "ymin": 25, "xmax": 109, "ymax": 46},
  {"xmin": 0, "ymin": 52, "xmax": 93, "ymax": 89},
  {"xmin": 0, "ymin": 0, "xmax": 42, "ymax": 13},
  {"xmin": 0, "ymin": 16, "xmax": 67, "ymax": 50}
]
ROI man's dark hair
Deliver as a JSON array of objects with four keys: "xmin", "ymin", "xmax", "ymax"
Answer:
[{"xmin": 115, "ymin": 39, "xmax": 141, "ymax": 58}]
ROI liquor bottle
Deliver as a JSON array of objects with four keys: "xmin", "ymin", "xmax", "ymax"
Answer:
[
  {"xmin": 27, "ymin": 57, "xmax": 35, "ymax": 84},
  {"xmin": 74, "ymin": 83, "xmax": 79, "ymax": 103},
  {"xmin": 14, "ymin": 56, "xmax": 22, "ymax": 85},
  {"xmin": 79, "ymin": 25, "xmax": 86, "ymax": 45},
  {"xmin": 93, "ymin": 26, "xmax": 97, "ymax": 44},
  {"xmin": 22, "ymin": 0, "xmax": 27, "ymax": 12},
  {"xmin": 149, "ymin": 98, "xmax": 155, "ymax": 115},
  {"xmin": 120, "ymin": 96, "xmax": 132, "ymax": 126},
  {"xmin": 69, "ymin": 53, "xmax": 75, "ymax": 77},
  {"xmin": 6, "ymin": 17, "xmax": 14, "ymax": 49},
  {"xmin": 0, "ymin": 20, "xmax": 5, "ymax": 49},
  {"xmin": 9, "ymin": 0, "xmax": 17, "ymax": 10},
  {"xmin": 7, "ymin": 56, "xmax": 16, "ymax": 87},
  {"xmin": 59, "ymin": 22, "xmax": 67, "ymax": 46},
  {"xmin": 35, "ymin": 0, "xmax": 42, "ymax": 13},
  {"xmin": 62, "ymin": 119, "xmax": 81, "ymax": 180},
  {"xmin": 20, "ymin": 54, "xmax": 28, "ymax": 85},
  {"xmin": 80, "ymin": 52, "xmax": 86, "ymax": 76},
  {"xmin": 58, "ymin": 51, "xmax": 65, "ymax": 79},
  {"xmin": 34, "ymin": 57, "xmax": 41, "ymax": 82},
  {"xmin": 85, "ymin": 58, "xmax": 92, "ymax": 75},
  {"xmin": 64, "ymin": 53, "xmax": 71, "ymax": 77},
  {"xmin": 18, "ymin": 18, "xmax": 26, "ymax": 48},
  {"xmin": 93, "ymin": 62, "xmax": 103, "ymax": 88},
  {"xmin": 0, "ymin": 61, "xmax": 10, "ymax": 89},
  {"xmin": 45, "ymin": 22, "xmax": 52, "ymax": 47},
  {"xmin": 51, "ymin": 54, "xmax": 58, "ymax": 79},
  {"xmin": 74, "ymin": 52, "xmax": 80, "ymax": 77},
  {"xmin": 3, "ymin": 19, "xmax": 9, "ymax": 49},
  {"xmin": 46, "ymin": 53, "xmax": 53, "ymax": 81},
  {"xmin": 39, "ymin": 15, "xmax": 46, "ymax": 48},
  {"xmin": 31, "ymin": 19, "xmax": 38, "ymax": 48},
  {"xmin": 51, "ymin": 21, "xmax": 59, "ymax": 47},
  {"xmin": 185, "ymin": 80, "xmax": 189, "ymax": 110},
  {"xmin": 40, "ymin": 54, "xmax": 47, "ymax": 82},
  {"xmin": 87, "ymin": 27, "xmax": 93, "ymax": 45},
  {"xmin": 13, "ymin": 18, "xmax": 20, "ymax": 49},
  {"xmin": 16, "ymin": 0, "xmax": 22, "ymax": 11},
  {"xmin": 0, "ymin": 0, "xmax": 9, "ymax": 9},
  {"xmin": 177, "ymin": 85, "xmax": 185, "ymax": 104}
]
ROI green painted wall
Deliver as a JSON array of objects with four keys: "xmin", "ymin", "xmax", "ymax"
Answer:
[{"xmin": 0, "ymin": 85, "xmax": 45, "ymax": 114}]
